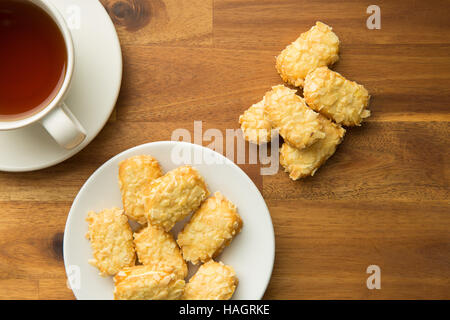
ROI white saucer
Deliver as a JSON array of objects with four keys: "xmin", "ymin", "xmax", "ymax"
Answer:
[
  {"xmin": 64, "ymin": 141, "xmax": 275, "ymax": 300},
  {"xmin": 0, "ymin": 0, "xmax": 122, "ymax": 172}
]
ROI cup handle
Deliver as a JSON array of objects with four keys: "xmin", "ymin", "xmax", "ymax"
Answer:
[{"xmin": 40, "ymin": 103, "xmax": 86, "ymax": 149}]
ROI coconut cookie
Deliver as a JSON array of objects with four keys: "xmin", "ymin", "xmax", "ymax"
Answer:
[
  {"xmin": 182, "ymin": 261, "xmax": 238, "ymax": 300},
  {"xmin": 86, "ymin": 208, "xmax": 135, "ymax": 276},
  {"xmin": 134, "ymin": 224, "xmax": 187, "ymax": 279},
  {"xmin": 114, "ymin": 266, "xmax": 185, "ymax": 300},
  {"xmin": 177, "ymin": 192, "xmax": 242, "ymax": 265},
  {"xmin": 264, "ymin": 85, "xmax": 326, "ymax": 149},
  {"xmin": 276, "ymin": 21, "xmax": 340, "ymax": 87},
  {"xmin": 304, "ymin": 66, "xmax": 371, "ymax": 126},
  {"xmin": 239, "ymin": 98, "xmax": 272, "ymax": 144},
  {"xmin": 280, "ymin": 115, "xmax": 346, "ymax": 180},
  {"xmin": 144, "ymin": 165, "xmax": 209, "ymax": 231},
  {"xmin": 119, "ymin": 155, "xmax": 163, "ymax": 224}
]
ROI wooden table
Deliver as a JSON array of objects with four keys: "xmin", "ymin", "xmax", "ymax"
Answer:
[{"xmin": 0, "ymin": 0, "xmax": 448, "ymax": 300}]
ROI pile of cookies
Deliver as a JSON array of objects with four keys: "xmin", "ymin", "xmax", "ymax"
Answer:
[
  {"xmin": 86, "ymin": 155, "xmax": 243, "ymax": 300},
  {"xmin": 239, "ymin": 22, "xmax": 371, "ymax": 180}
]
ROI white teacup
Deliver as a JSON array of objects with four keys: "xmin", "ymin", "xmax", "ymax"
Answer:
[{"xmin": 0, "ymin": 0, "xmax": 85, "ymax": 150}]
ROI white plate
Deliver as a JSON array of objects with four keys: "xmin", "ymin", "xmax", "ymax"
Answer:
[
  {"xmin": 64, "ymin": 141, "xmax": 275, "ymax": 300},
  {"xmin": 0, "ymin": 0, "xmax": 122, "ymax": 172}
]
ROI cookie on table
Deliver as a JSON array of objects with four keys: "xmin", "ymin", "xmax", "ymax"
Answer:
[
  {"xmin": 280, "ymin": 115, "xmax": 346, "ymax": 180},
  {"xmin": 276, "ymin": 21, "xmax": 340, "ymax": 87},
  {"xmin": 239, "ymin": 98, "xmax": 272, "ymax": 144},
  {"xmin": 86, "ymin": 208, "xmax": 135, "ymax": 276},
  {"xmin": 134, "ymin": 224, "xmax": 187, "ymax": 279},
  {"xmin": 118, "ymin": 155, "xmax": 163, "ymax": 224},
  {"xmin": 183, "ymin": 260, "xmax": 238, "ymax": 300},
  {"xmin": 114, "ymin": 265, "xmax": 185, "ymax": 300},
  {"xmin": 144, "ymin": 165, "xmax": 209, "ymax": 231},
  {"xmin": 304, "ymin": 66, "xmax": 371, "ymax": 126},
  {"xmin": 177, "ymin": 192, "xmax": 242, "ymax": 265},
  {"xmin": 264, "ymin": 85, "xmax": 325, "ymax": 149}
]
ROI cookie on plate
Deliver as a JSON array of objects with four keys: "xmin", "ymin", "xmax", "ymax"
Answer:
[
  {"xmin": 177, "ymin": 192, "xmax": 242, "ymax": 265},
  {"xmin": 183, "ymin": 260, "xmax": 238, "ymax": 300},
  {"xmin": 134, "ymin": 224, "xmax": 187, "ymax": 279},
  {"xmin": 118, "ymin": 155, "xmax": 163, "ymax": 224},
  {"xmin": 86, "ymin": 208, "xmax": 135, "ymax": 276},
  {"xmin": 114, "ymin": 265, "xmax": 185, "ymax": 300},
  {"xmin": 144, "ymin": 165, "xmax": 209, "ymax": 231}
]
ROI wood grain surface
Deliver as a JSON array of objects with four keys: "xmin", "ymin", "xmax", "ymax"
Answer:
[{"xmin": 0, "ymin": 0, "xmax": 449, "ymax": 299}]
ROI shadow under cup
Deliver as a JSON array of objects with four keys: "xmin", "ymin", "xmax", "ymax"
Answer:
[{"xmin": 0, "ymin": 0, "xmax": 68, "ymax": 121}]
